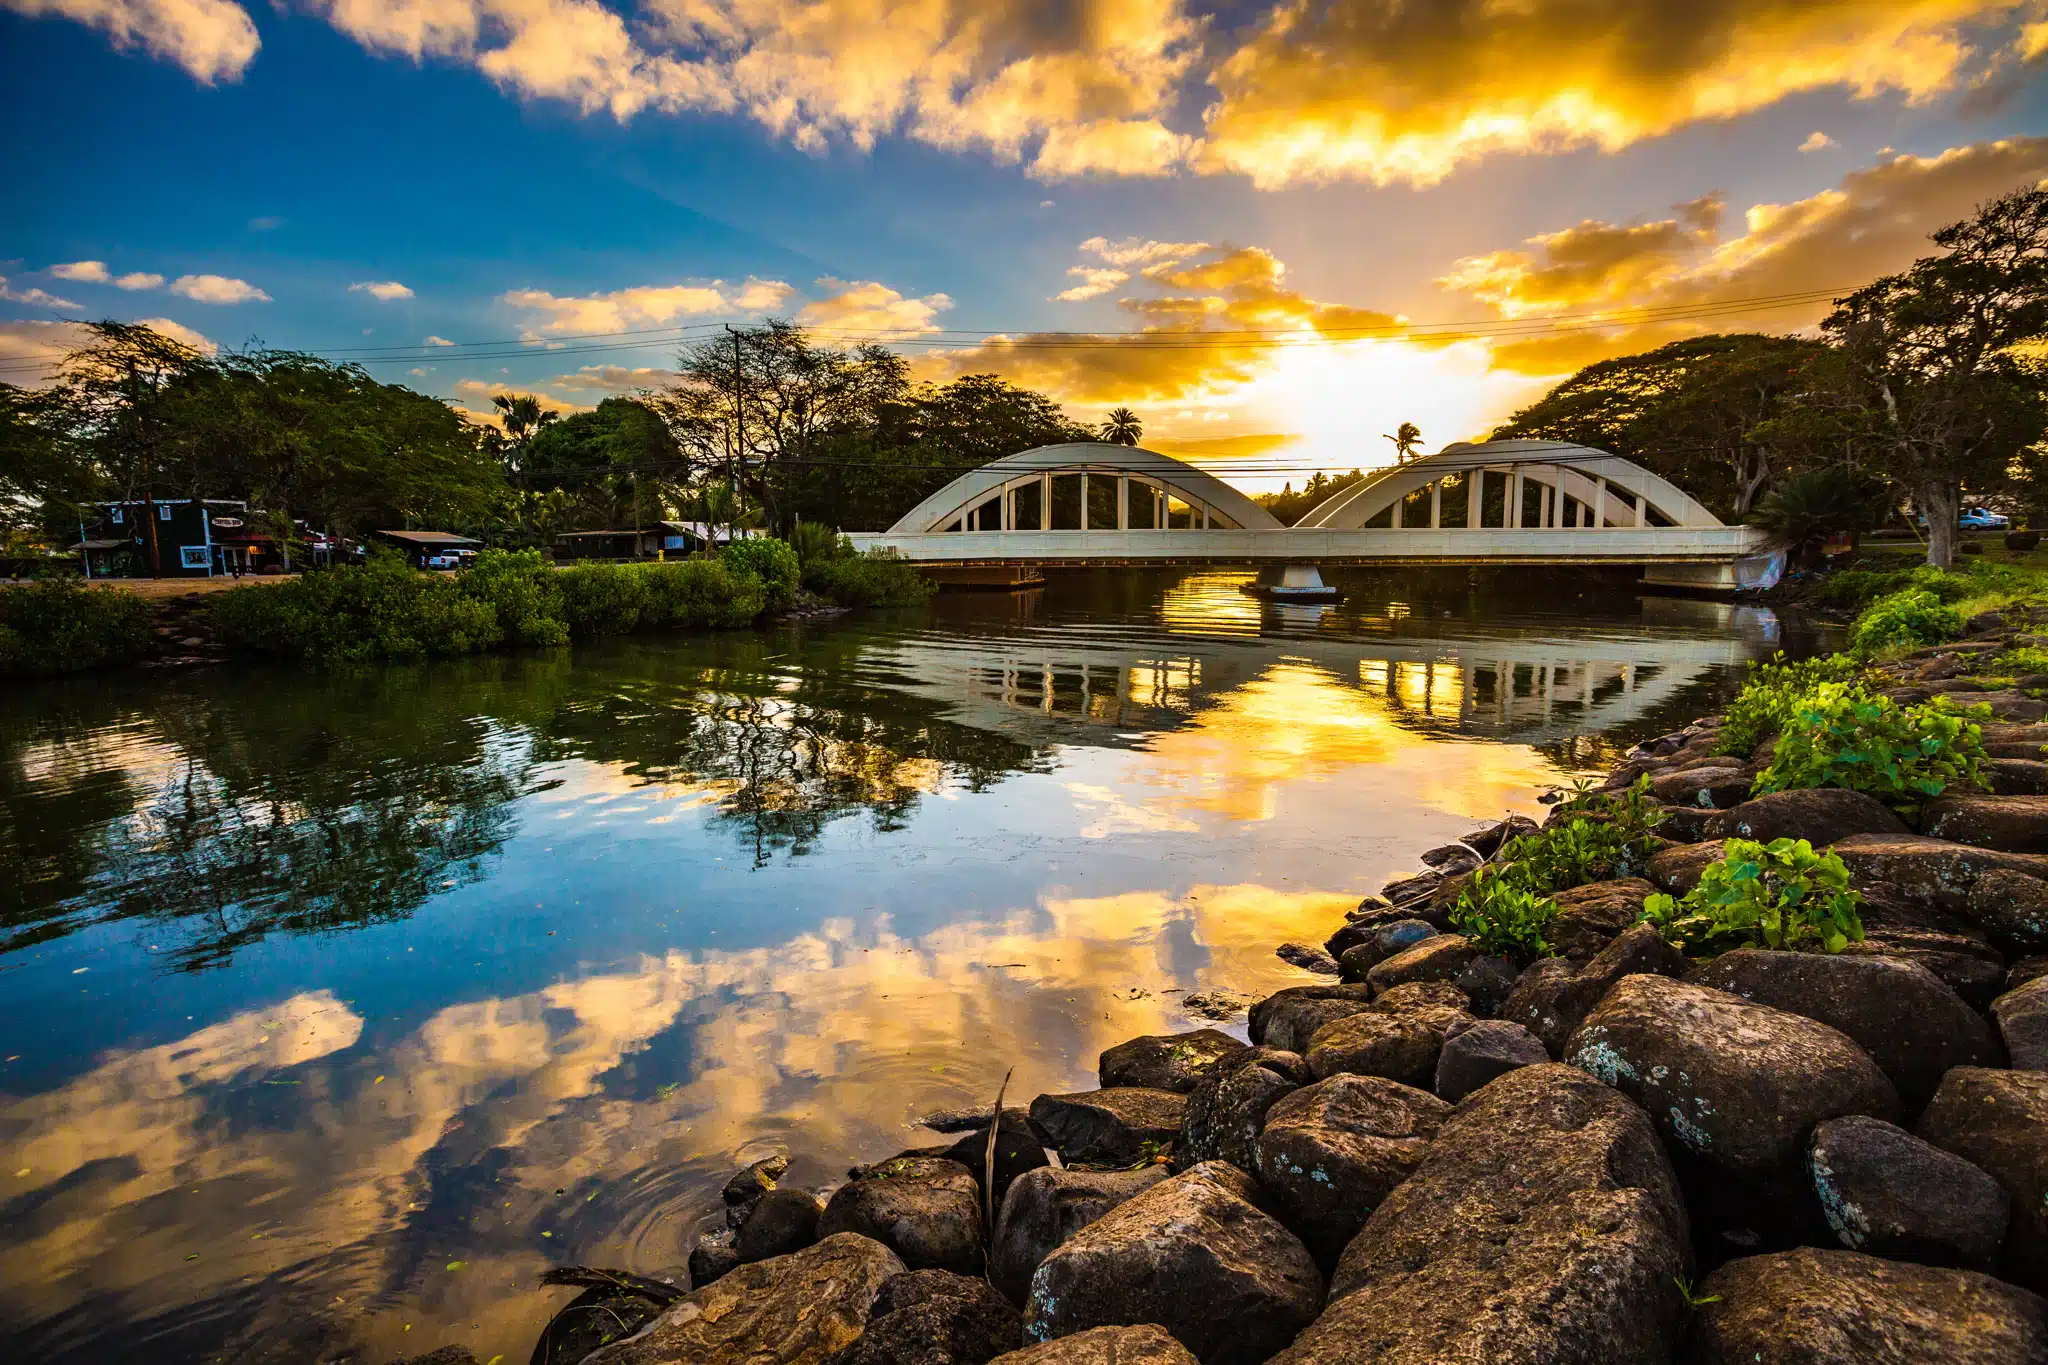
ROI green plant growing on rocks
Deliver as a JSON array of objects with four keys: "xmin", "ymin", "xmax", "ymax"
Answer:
[
  {"xmin": 1640, "ymin": 837, "xmax": 1865, "ymax": 954},
  {"xmin": 1848, "ymin": 588, "xmax": 1963, "ymax": 655},
  {"xmin": 1448, "ymin": 865, "xmax": 1556, "ymax": 961},
  {"xmin": 1984, "ymin": 645, "xmax": 2048, "ymax": 679},
  {"xmin": 1550, "ymin": 773, "xmax": 1668, "ymax": 843},
  {"xmin": 1752, "ymin": 682, "xmax": 1991, "ymax": 815},
  {"xmin": 1715, "ymin": 652, "xmax": 1862, "ymax": 757}
]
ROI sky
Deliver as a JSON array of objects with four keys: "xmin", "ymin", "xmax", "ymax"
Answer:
[{"xmin": 4, "ymin": 0, "xmax": 2048, "ymax": 488}]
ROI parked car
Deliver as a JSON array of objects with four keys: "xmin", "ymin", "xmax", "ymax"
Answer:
[
  {"xmin": 424, "ymin": 549, "xmax": 476, "ymax": 570},
  {"xmin": 1960, "ymin": 507, "xmax": 2011, "ymax": 530}
]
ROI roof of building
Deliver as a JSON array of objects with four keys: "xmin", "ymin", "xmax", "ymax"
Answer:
[
  {"xmin": 71, "ymin": 539, "xmax": 130, "ymax": 550},
  {"xmin": 372, "ymin": 530, "xmax": 484, "ymax": 546}
]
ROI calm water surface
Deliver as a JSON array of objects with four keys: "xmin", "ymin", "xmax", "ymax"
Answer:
[{"xmin": 0, "ymin": 570, "xmax": 1827, "ymax": 1363}]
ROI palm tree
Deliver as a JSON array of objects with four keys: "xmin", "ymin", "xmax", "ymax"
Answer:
[
  {"xmin": 1384, "ymin": 421, "xmax": 1423, "ymax": 463},
  {"xmin": 493, "ymin": 392, "xmax": 557, "ymax": 444},
  {"xmin": 1100, "ymin": 408, "xmax": 1143, "ymax": 446}
]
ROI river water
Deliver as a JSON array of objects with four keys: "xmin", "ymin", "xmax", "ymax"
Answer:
[{"xmin": 0, "ymin": 569, "xmax": 1826, "ymax": 1363}]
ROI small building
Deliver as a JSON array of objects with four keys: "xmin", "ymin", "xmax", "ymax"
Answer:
[
  {"xmin": 552, "ymin": 521, "xmax": 754, "ymax": 561},
  {"xmin": 74, "ymin": 499, "xmax": 258, "ymax": 578},
  {"xmin": 371, "ymin": 529, "xmax": 485, "ymax": 568}
]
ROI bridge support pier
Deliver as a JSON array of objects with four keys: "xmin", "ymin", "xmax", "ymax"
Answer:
[{"xmin": 1244, "ymin": 565, "xmax": 1341, "ymax": 602}]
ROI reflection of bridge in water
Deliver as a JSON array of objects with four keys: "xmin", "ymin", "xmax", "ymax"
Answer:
[
  {"xmin": 850, "ymin": 440, "xmax": 1782, "ymax": 591},
  {"xmin": 864, "ymin": 587, "xmax": 1785, "ymax": 749}
]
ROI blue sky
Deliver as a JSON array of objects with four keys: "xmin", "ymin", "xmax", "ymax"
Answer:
[{"xmin": 4, "ymin": 0, "xmax": 2047, "ymax": 478}]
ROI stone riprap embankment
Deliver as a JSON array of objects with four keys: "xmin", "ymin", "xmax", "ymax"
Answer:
[{"xmin": 397, "ymin": 612, "xmax": 2048, "ymax": 1365}]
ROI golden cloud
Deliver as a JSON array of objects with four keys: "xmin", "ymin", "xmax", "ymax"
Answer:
[
  {"xmin": 499, "ymin": 276, "xmax": 794, "ymax": 334},
  {"xmin": 1197, "ymin": 0, "xmax": 2034, "ymax": 188},
  {"xmin": 3, "ymin": 0, "xmax": 259, "ymax": 81},
  {"xmin": 795, "ymin": 277, "xmax": 953, "ymax": 338},
  {"xmin": 1443, "ymin": 136, "xmax": 2048, "ymax": 374}
]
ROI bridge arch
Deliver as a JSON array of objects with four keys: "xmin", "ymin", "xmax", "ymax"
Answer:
[
  {"xmin": 884, "ymin": 442, "xmax": 1284, "ymax": 535},
  {"xmin": 1295, "ymin": 439, "xmax": 1724, "ymax": 531}
]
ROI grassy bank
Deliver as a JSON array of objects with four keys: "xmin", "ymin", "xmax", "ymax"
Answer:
[{"xmin": 208, "ymin": 539, "xmax": 929, "ymax": 665}]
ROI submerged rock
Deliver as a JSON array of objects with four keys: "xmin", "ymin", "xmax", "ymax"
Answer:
[
  {"xmin": 689, "ymin": 1227, "xmax": 741, "ymax": 1287},
  {"xmin": 1564, "ymin": 974, "xmax": 1899, "ymax": 1179},
  {"xmin": 1029, "ymin": 1089, "xmax": 1186, "ymax": 1166},
  {"xmin": 723, "ymin": 1154, "xmax": 791, "ymax": 1228},
  {"xmin": 582, "ymin": 1232, "xmax": 905, "ymax": 1365},
  {"xmin": 1274, "ymin": 942, "xmax": 1342, "ymax": 975},
  {"xmin": 1683, "ymin": 1248, "xmax": 2048, "ymax": 1365},
  {"xmin": 1807, "ymin": 1115, "xmax": 2009, "ymax": 1272},
  {"xmin": 1919, "ymin": 1068, "xmax": 2048, "ymax": 1292},
  {"xmin": 1024, "ymin": 1162, "xmax": 1322, "ymax": 1365},
  {"xmin": 819, "ymin": 1157, "xmax": 986, "ymax": 1276},
  {"xmin": 1690, "ymin": 948, "xmax": 2000, "ymax": 1113},
  {"xmin": 1274, "ymin": 1064, "xmax": 1688, "ymax": 1365},
  {"xmin": 1099, "ymin": 1030, "xmax": 1247, "ymax": 1094},
  {"xmin": 1432, "ymin": 1017, "xmax": 1550, "ymax": 1102},
  {"xmin": 1177, "ymin": 1046, "xmax": 1309, "ymax": 1171},
  {"xmin": 990, "ymin": 1166, "xmax": 1170, "ymax": 1307},
  {"xmin": 1252, "ymin": 1073, "xmax": 1449, "ymax": 1264}
]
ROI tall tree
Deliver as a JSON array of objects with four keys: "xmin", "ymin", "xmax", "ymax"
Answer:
[
  {"xmin": 515, "ymin": 396, "xmax": 681, "ymax": 531},
  {"xmin": 1099, "ymin": 407, "xmax": 1143, "ymax": 446},
  {"xmin": 1805, "ymin": 187, "xmax": 2048, "ymax": 566},
  {"xmin": 1491, "ymin": 333, "xmax": 1827, "ymax": 519}
]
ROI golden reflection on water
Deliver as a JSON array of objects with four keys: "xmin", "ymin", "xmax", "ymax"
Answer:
[{"xmin": 1, "ymin": 879, "xmax": 1357, "ymax": 1362}]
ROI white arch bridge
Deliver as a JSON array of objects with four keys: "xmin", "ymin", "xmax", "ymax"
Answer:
[{"xmin": 846, "ymin": 439, "xmax": 1781, "ymax": 591}]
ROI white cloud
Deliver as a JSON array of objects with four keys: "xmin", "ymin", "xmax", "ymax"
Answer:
[
  {"xmin": 423, "ymin": 335, "xmax": 456, "ymax": 346},
  {"xmin": 169, "ymin": 273, "xmax": 270, "ymax": 304},
  {"xmin": 2, "ymin": 0, "xmax": 259, "ymax": 82},
  {"xmin": 1799, "ymin": 130, "xmax": 1836, "ymax": 152},
  {"xmin": 0, "ymin": 277, "xmax": 81, "ymax": 311},
  {"xmin": 135, "ymin": 318, "xmax": 220, "ymax": 354},
  {"xmin": 1055, "ymin": 266, "xmax": 1130, "ymax": 302},
  {"xmin": 501, "ymin": 276, "xmax": 793, "ymax": 334},
  {"xmin": 48, "ymin": 260, "xmax": 166, "ymax": 289},
  {"xmin": 795, "ymin": 278, "xmax": 951, "ymax": 338},
  {"xmin": 1080, "ymin": 236, "xmax": 1211, "ymax": 268},
  {"xmin": 349, "ymin": 280, "xmax": 415, "ymax": 301},
  {"xmin": 408, "ymin": 366, "xmax": 430, "ymax": 376}
]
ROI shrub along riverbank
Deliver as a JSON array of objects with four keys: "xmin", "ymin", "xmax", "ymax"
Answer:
[{"xmin": 479, "ymin": 570, "xmax": 2048, "ymax": 1365}]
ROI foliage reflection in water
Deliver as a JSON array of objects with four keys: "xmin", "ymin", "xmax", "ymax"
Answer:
[{"xmin": 0, "ymin": 569, "xmax": 1824, "ymax": 1364}]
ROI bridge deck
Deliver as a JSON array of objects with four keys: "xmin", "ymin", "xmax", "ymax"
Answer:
[{"xmin": 848, "ymin": 525, "xmax": 1772, "ymax": 566}]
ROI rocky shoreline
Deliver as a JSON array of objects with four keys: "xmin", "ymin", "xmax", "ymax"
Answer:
[{"xmin": 399, "ymin": 614, "xmax": 2048, "ymax": 1365}]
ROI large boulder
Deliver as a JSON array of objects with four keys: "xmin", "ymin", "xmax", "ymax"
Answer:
[
  {"xmin": 1648, "ymin": 839, "xmax": 1725, "ymax": 895},
  {"xmin": 1920, "ymin": 1068, "xmax": 2048, "ymax": 1292},
  {"xmin": 1177, "ymin": 1047, "xmax": 1309, "ymax": 1171},
  {"xmin": 1808, "ymin": 1115, "xmax": 2010, "ymax": 1271},
  {"xmin": 1363, "ymin": 934, "xmax": 1515, "ymax": 1013},
  {"xmin": 723, "ymin": 1154, "xmax": 790, "ymax": 1227},
  {"xmin": 932, "ymin": 1112, "xmax": 1051, "ymax": 1208},
  {"xmin": 1682, "ymin": 1248, "xmax": 2048, "ymax": 1365},
  {"xmin": 1099, "ymin": 1030, "xmax": 1247, "ymax": 1094},
  {"xmin": 819, "ymin": 1158, "xmax": 986, "ymax": 1275},
  {"xmin": 1252, "ymin": 1074, "xmax": 1451, "ymax": 1264},
  {"xmin": 986, "ymin": 1326, "xmax": 1196, "ymax": 1365},
  {"xmin": 1712, "ymin": 787, "xmax": 1909, "ymax": 846},
  {"xmin": 824, "ymin": 1270, "xmax": 1023, "ymax": 1365},
  {"xmin": 1497, "ymin": 923, "xmax": 1688, "ymax": 1057},
  {"xmin": 990, "ymin": 1166, "xmax": 1170, "ymax": 1307},
  {"xmin": 1334, "ymin": 919, "xmax": 1438, "ymax": 981},
  {"xmin": 1432, "ymin": 1017, "xmax": 1550, "ymax": 1102},
  {"xmin": 1271, "ymin": 1065, "xmax": 1688, "ymax": 1365},
  {"xmin": 690, "ymin": 1228, "xmax": 741, "ymax": 1287},
  {"xmin": 1995, "ymin": 975, "xmax": 2048, "ymax": 1069},
  {"xmin": 1968, "ymin": 868, "xmax": 2048, "ymax": 952},
  {"xmin": 735, "ymin": 1186, "xmax": 824, "ymax": 1263},
  {"xmin": 1925, "ymin": 794, "xmax": 2048, "ymax": 852},
  {"xmin": 1030, "ymin": 1089, "xmax": 1187, "ymax": 1166},
  {"xmin": 1023, "ymin": 1162, "xmax": 1322, "ymax": 1365},
  {"xmin": 1830, "ymin": 833, "xmax": 2048, "ymax": 914},
  {"xmin": 1302, "ymin": 982, "xmax": 1471, "ymax": 1086},
  {"xmin": 1566, "ymin": 975, "xmax": 1899, "ymax": 1183},
  {"xmin": 1544, "ymin": 878, "xmax": 1657, "ymax": 960},
  {"xmin": 1690, "ymin": 948, "xmax": 2001, "ymax": 1113},
  {"xmin": 1991, "ymin": 759, "xmax": 2048, "ymax": 795},
  {"xmin": 1649, "ymin": 764, "xmax": 1751, "ymax": 808},
  {"xmin": 1248, "ymin": 983, "xmax": 1376, "ymax": 1055},
  {"xmin": 583, "ymin": 1232, "xmax": 906, "ymax": 1365}
]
